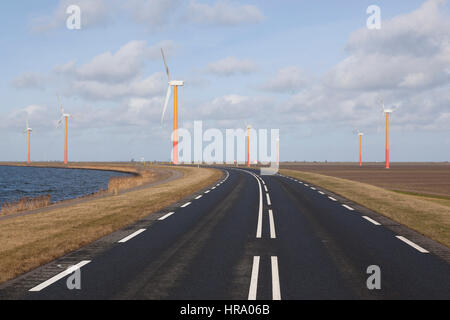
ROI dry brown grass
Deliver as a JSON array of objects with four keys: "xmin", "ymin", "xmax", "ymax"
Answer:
[
  {"xmin": 1, "ymin": 195, "xmax": 51, "ymax": 216},
  {"xmin": 0, "ymin": 165, "xmax": 220, "ymax": 284},
  {"xmin": 280, "ymin": 169, "xmax": 450, "ymax": 248}
]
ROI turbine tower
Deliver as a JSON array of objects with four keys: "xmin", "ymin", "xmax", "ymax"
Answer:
[
  {"xmin": 381, "ymin": 98, "xmax": 393, "ymax": 169},
  {"xmin": 25, "ymin": 119, "xmax": 32, "ymax": 164},
  {"xmin": 57, "ymin": 96, "xmax": 71, "ymax": 165},
  {"xmin": 357, "ymin": 130, "xmax": 364, "ymax": 167},
  {"xmin": 247, "ymin": 125, "xmax": 252, "ymax": 167},
  {"xmin": 161, "ymin": 49, "xmax": 184, "ymax": 165}
]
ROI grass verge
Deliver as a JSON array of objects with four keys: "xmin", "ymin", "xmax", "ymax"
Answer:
[
  {"xmin": 0, "ymin": 165, "xmax": 220, "ymax": 284},
  {"xmin": 280, "ymin": 169, "xmax": 450, "ymax": 248}
]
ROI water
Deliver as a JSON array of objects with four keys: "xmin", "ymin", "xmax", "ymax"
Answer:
[{"xmin": 0, "ymin": 166, "xmax": 131, "ymax": 208}]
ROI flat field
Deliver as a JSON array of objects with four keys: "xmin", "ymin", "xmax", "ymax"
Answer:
[{"xmin": 281, "ymin": 162, "xmax": 450, "ymax": 198}]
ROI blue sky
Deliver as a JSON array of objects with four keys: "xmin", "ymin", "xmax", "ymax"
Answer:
[{"xmin": 0, "ymin": 0, "xmax": 449, "ymax": 162}]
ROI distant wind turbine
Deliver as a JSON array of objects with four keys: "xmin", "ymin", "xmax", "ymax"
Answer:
[
  {"xmin": 161, "ymin": 48, "xmax": 184, "ymax": 165},
  {"xmin": 356, "ymin": 129, "xmax": 364, "ymax": 167},
  {"xmin": 381, "ymin": 98, "xmax": 394, "ymax": 169},
  {"xmin": 25, "ymin": 119, "xmax": 32, "ymax": 164},
  {"xmin": 56, "ymin": 95, "xmax": 72, "ymax": 165},
  {"xmin": 246, "ymin": 123, "xmax": 252, "ymax": 167}
]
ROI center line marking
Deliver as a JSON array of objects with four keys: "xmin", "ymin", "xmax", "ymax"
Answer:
[
  {"xmin": 118, "ymin": 229, "xmax": 146, "ymax": 243},
  {"xmin": 362, "ymin": 216, "xmax": 381, "ymax": 225},
  {"xmin": 328, "ymin": 196, "xmax": 337, "ymax": 201},
  {"xmin": 396, "ymin": 236, "xmax": 429, "ymax": 253},
  {"xmin": 158, "ymin": 212, "xmax": 175, "ymax": 221},
  {"xmin": 29, "ymin": 260, "xmax": 91, "ymax": 292},
  {"xmin": 181, "ymin": 202, "xmax": 191, "ymax": 208},
  {"xmin": 269, "ymin": 210, "xmax": 276, "ymax": 239},
  {"xmin": 248, "ymin": 256, "xmax": 260, "ymax": 300},
  {"xmin": 342, "ymin": 204, "xmax": 354, "ymax": 211},
  {"xmin": 266, "ymin": 193, "xmax": 272, "ymax": 206},
  {"xmin": 264, "ymin": 185, "xmax": 268, "ymax": 192},
  {"xmin": 271, "ymin": 257, "xmax": 281, "ymax": 300}
]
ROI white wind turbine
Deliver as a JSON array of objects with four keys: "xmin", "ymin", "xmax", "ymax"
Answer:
[
  {"xmin": 161, "ymin": 48, "xmax": 184, "ymax": 165},
  {"xmin": 25, "ymin": 119, "xmax": 32, "ymax": 164},
  {"xmin": 56, "ymin": 95, "xmax": 72, "ymax": 165},
  {"xmin": 380, "ymin": 98, "xmax": 395, "ymax": 169}
]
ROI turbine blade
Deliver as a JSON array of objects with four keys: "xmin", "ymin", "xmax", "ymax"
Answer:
[
  {"xmin": 57, "ymin": 95, "xmax": 64, "ymax": 114},
  {"xmin": 161, "ymin": 48, "xmax": 171, "ymax": 81},
  {"xmin": 161, "ymin": 85, "xmax": 172, "ymax": 124},
  {"xmin": 56, "ymin": 118, "xmax": 63, "ymax": 128}
]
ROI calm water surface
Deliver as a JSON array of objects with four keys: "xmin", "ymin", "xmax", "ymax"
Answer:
[{"xmin": 0, "ymin": 166, "xmax": 130, "ymax": 207}]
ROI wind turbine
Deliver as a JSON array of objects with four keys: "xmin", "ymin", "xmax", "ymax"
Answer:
[
  {"xmin": 25, "ymin": 119, "xmax": 32, "ymax": 164},
  {"xmin": 56, "ymin": 96, "xmax": 71, "ymax": 165},
  {"xmin": 356, "ymin": 129, "xmax": 364, "ymax": 167},
  {"xmin": 381, "ymin": 98, "xmax": 394, "ymax": 169},
  {"xmin": 161, "ymin": 48, "xmax": 184, "ymax": 165},
  {"xmin": 246, "ymin": 124, "xmax": 252, "ymax": 167}
]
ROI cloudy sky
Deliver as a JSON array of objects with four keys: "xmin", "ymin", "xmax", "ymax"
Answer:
[{"xmin": 0, "ymin": 0, "xmax": 449, "ymax": 162}]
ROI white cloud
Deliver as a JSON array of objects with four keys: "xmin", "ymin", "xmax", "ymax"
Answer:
[
  {"xmin": 71, "ymin": 73, "xmax": 166, "ymax": 100},
  {"xmin": 123, "ymin": 0, "xmax": 181, "ymax": 28},
  {"xmin": 207, "ymin": 57, "xmax": 258, "ymax": 76},
  {"xmin": 260, "ymin": 67, "xmax": 308, "ymax": 93},
  {"xmin": 325, "ymin": 0, "xmax": 450, "ymax": 91},
  {"xmin": 186, "ymin": 0, "xmax": 264, "ymax": 26},
  {"xmin": 11, "ymin": 73, "xmax": 45, "ymax": 89},
  {"xmin": 76, "ymin": 41, "xmax": 148, "ymax": 82}
]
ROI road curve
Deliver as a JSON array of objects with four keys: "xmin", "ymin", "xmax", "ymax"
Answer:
[{"xmin": 1, "ymin": 168, "xmax": 449, "ymax": 300}]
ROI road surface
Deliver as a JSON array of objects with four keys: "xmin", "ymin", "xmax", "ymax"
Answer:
[{"xmin": 1, "ymin": 168, "xmax": 449, "ymax": 300}]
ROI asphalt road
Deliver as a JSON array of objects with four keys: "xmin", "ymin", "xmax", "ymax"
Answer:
[{"xmin": 1, "ymin": 168, "xmax": 450, "ymax": 300}]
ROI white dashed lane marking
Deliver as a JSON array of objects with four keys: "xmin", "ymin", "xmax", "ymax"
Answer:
[
  {"xmin": 362, "ymin": 216, "xmax": 381, "ymax": 226},
  {"xmin": 158, "ymin": 212, "xmax": 175, "ymax": 221},
  {"xmin": 118, "ymin": 229, "xmax": 146, "ymax": 243},
  {"xmin": 396, "ymin": 236, "xmax": 429, "ymax": 253}
]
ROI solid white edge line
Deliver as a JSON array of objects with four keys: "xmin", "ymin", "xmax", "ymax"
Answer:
[
  {"xmin": 205, "ymin": 190, "xmax": 210, "ymax": 194},
  {"xmin": 266, "ymin": 193, "xmax": 272, "ymax": 206},
  {"xmin": 362, "ymin": 216, "xmax": 381, "ymax": 226},
  {"xmin": 328, "ymin": 196, "xmax": 337, "ymax": 201},
  {"xmin": 233, "ymin": 169, "xmax": 263, "ymax": 239},
  {"xmin": 269, "ymin": 209, "xmax": 276, "ymax": 239},
  {"xmin": 342, "ymin": 204, "xmax": 355, "ymax": 211},
  {"xmin": 195, "ymin": 195, "xmax": 203, "ymax": 200},
  {"xmin": 118, "ymin": 229, "xmax": 146, "ymax": 243},
  {"xmin": 396, "ymin": 236, "xmax": 429, "ymax": 253},
  {"xmin": 248, "ymin": 256, "xmax": 260, "ymax": 300},
  {"xmin": 271, "ymin": 256, "xmax": 281, "ymax": 300},
  {"xmin": 158, "ymin": 212, "xmax": 175, "ymax": 221},
  {"xmin": 29, "ymin": 260, "xmax": 91, "ymax": 292},
  {"xmin": 181, "ymin": 202, "xmax": 191, "ymax": 208},
  {"xmin": 318, "ymin": 191, "xmax": 325, "ymax": 195}
]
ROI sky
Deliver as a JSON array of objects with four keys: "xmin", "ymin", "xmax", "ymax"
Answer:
[{"xmin": 0, "ymin": 0, "xmax": 449, "ymax": 162}]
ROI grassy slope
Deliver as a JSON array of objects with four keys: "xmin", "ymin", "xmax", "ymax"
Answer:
[
  {"xmin": 0, "ymin": 166, "xmax": 220, "ymax": 284},
  {"xmin": 280, "ymin": 169, "xmax": 450, "ymax": 248}
]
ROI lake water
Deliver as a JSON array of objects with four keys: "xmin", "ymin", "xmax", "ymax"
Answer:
[{"xmin": 0, "ymin": 166, "xmax": 131, "ymax": 208}]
